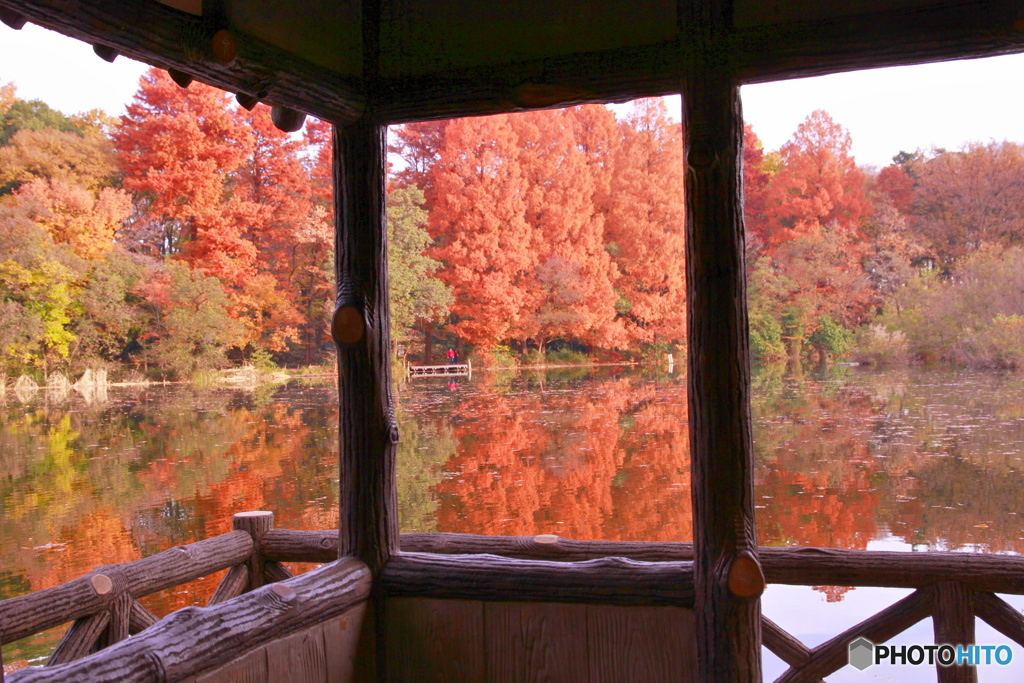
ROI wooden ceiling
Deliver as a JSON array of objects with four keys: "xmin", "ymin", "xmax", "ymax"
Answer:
[{"xmin": 1, "ymin": 0, "xmax": 1023, "ymax": 125}]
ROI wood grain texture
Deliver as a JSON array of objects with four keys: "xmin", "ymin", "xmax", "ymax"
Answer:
[
  {"xmin": 322, "ymin": 603, "xmax": 367, "ymax": 683},
  {"xmin": 761, "ymin": 546, "xmax": 1024, "ymax": 594},
  {"xmin": 383, "ymin": 553, "xmax": 694, "ymax": 607},
  {"xmin": 401, "ymin": 532, "xmax": 695, "ymax": 562},
  {"xmin": 385, "ymin": 598, "xmax": 485, "ymax": 683},
  {"xmin": 776, "ymin": 587, "xmax": 934, "ymax": 682},
  {"xmin": 485, "ymin": 602, "xmax": 588, "ymax": 683},
  {"xmin": 0, "ymin": 0, "xmax": 363, "ymax": 125},
  {"xmin": 7, "ymin": 559, "xmax": 371, "ymax": 683},
  {"xmin": 973, "ymin": 591, "xmax": 1024, "ymax": 649},
  {"xmin": 45, "ymin": 612, "xmax": 110, "ymax": 666},
  {"xmin": 1, "ymin": 531, "xmax": 252, "ymax": 645},
  {"xmin": 266, "ymin": 624, "xmax": 328, "ymax": 683},
  {"xmin": 370, "ymin": 0, "xmax": 1024, "ymax": 125},
  {"xmin": 129, "ymin": 599, "xmax": 159, "ymax": 635},
  {"xmin": 107, "ymin": 591, "xmax": 132, "ymax": 645},
  {"xmin": 587, "ymin": 605, "xmax": 697, "ymax": 682},
  {"xmin": 352, "ymin": 600, "xmax": 378, "ymax": 682},
  {"xmin": 933, "ymin": 582, "xmax": 977, "ymax": 683},
  {"xmin": 334, "ymin": 120, "xmax": 398, "ymax": 574},
  {"xmin": 192, "ymin": 647, "xmax": 268, "ymax": 683},
  {"xmin": 262, "ymin": 529, "xmax": 339, "ymax": 563},
  {"xmin": 681, "ymin": 0, "xmax": 762, "ymax": 676},
  {"xmin": 264, "ymin": 561, "xmax": 294, "ymax": 585},
  {"xmin": 208, "ymin": 565, "xmax": 250, "ymax": 606},
  {"xmin": 760, "ymin": 616, "xmax": 810, "ymax": 670},
  {"xmin": 234, "ymin": 512, "xmax": 274, "ymax": 591}
]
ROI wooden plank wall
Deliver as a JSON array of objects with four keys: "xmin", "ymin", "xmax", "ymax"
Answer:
[
  {"xmin": 187, "ymin": 603, "xmax": 368, "ymax": 683},
  {"xmin": 379, "ymin": 598, "xmax": 697, "ymax": 682}
]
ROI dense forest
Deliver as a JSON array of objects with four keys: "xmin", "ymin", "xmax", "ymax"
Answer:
[{"xmin": 2, "ymin": 68, "xmax": 1024, "ymax": 379}]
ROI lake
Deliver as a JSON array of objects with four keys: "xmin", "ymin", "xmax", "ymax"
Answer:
[{"xmin": 3, "ymin": 364, "xmax": 1024, "ymax": 679}]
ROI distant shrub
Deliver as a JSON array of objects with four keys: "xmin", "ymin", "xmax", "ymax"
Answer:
[
  {"xmin": 962, "ymin": 314, "xmax": 1024, "ymax": 369},
  {"xmin": 546, "ymin": 349, "xmax": 590, "ymax": 365},
  {"xmin": 852, "ymin": 324, "xmax": 909, "ymax": 366},
  {"xmin": 470, "ymin": 344, "xmax": 518, "ymax": 368},
  {"xmin": 808, "ymin": 315, "xmax": 853, "ymax": 360},
  {"xmin": 750, "ymin": 309, "xmax": 787, "ymax": 361}
]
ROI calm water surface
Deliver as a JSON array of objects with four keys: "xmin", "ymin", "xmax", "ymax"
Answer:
[{"xmin": 3, "ymin": 365, "xmax": 1024, "ymax": 679}]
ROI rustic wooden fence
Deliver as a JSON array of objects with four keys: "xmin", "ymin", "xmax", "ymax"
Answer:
[
  {"xmin": 0, "ymin": 511, "xmax": 298, "ymax": 675},
  {"xmin": 5, "ymin": 523, "xmax": 1024, "ymax": 681},
  {"xmin": 264, "ymin": 529, "xmax": 1024, "ymax": 682}
]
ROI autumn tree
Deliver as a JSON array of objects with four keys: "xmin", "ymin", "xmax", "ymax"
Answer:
[
  {"xmin": 603, "ymin": 99, "xmax": 686, "ymax": 347},
  {"xmin": 387, "ymin": 186, "xmax": 452, "ymax": 347},
  {"xmin": 907, "ymin": 141, "xmax": 1024, "ymax": 267},
  {"xmin": 113, "ymin": 68, "xmax": 255, "ymax": 286},
  {"xmin": 747, "ymin": 112, "xmax": 872, "ymax": 359},
  {"xmin": 418, "ymin": 113, "xmax": 535, "ymax": 348},
  {"xmin": 136, "ymin": 260, "xmax": 243, "ymax": 376},
  {"xmin": 762, "ymin": 110, "xmax": 870, "ymax": 249}
]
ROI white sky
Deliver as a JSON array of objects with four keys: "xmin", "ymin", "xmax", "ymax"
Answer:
[{"xmin": 3, "ymin": 22, "xmax": 1024, "ymax": 169}]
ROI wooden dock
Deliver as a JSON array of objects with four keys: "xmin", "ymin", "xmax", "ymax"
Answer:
[{"xmin": 407, "ymin": 361, "xmax": 471, "ymax": 378}]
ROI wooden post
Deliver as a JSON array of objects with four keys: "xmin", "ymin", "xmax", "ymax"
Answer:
[
  {"xmin": 680, "ymin": 1, "xmax": 763, "ymax": 679},
  {"xmin": 333, "ymin": 117, "xmax": 398, "ymax": 574},
  {"xmin": 234, "ymin": 511, "xmax": 274, "ymax": 591},
  {"xmin": 934, "ymin": 581, "xmax": 977, "ymax": 683}
]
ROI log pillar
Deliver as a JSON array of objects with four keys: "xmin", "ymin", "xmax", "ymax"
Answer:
[
  {"xmin": 234, "ymin": 511, "xmax": 273, "ymax": 590},
  {"xmin": 934, "ymin": 581, "xmax": 977, "ymax": 683},
  {"xmin": 332, "ymin": 117, "xmax": 398, "ymax": 575},
  {"xmin": 680, "ymin": 1, "xmax": 763, "ymax": 678}
]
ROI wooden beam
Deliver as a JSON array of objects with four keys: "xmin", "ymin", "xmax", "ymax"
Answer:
[
  {"xmin": 736, "ymin": 0, "xmax": 1024, "ymax": 85},
  {"xmin": 973, "ymin": 591, "xmax": 1024, "ymax": 649},
  {"xmin": 371, "ymin": 0, "xmax": 1024, "ymax": 125},
  {"xmin": 333, "ymin": 118, "xmax": 398, "ymax": 574},
  {"xmin": 761, "ymin": 546, "xmax": 1024, "ymax": 595},
  {"xmin": 761, "ymin": 616, "xmax": 811, "ymax": 671},
  {"xmin": 681, "ymin": 0, "xmax": 762, "ymax": 678},
  {"xmin": 0, "ymin": 0, "xmax": 363, "ymax": 125},
  {"xmin": 372, "ymin": 40, "xmax": 681, "ymax": 124},
  {"xmin": 382, "ymin": 552, "xmax": 695, "ymax": 607},
  {"xmin": 258, "ymin": 530, "xmax": 1024, "ymax": 596},
  {"xmin": 6, "ymin": 559, "xmax": 371, "ymax": 683}
]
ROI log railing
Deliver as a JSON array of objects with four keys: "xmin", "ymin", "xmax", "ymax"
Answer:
[
  {"xmin": 6, "ymin": 558, "xmax": 371, "ymax": 683},
  {"xmin": 6, "ymin": 524, "xmax": 1024, "ymax": 681},
  {"xmin": 262, "ymin": 529, "xmax": 1024, "ymax": 681},
  {"xmin": 0, "ymin": 511, "xmax": 293, "ymax": 670}
]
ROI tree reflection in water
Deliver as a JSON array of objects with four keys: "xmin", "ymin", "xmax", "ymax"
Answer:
[{"xmin": 4, "ymin": 366, "xmax": 1024, "ymax": 667}]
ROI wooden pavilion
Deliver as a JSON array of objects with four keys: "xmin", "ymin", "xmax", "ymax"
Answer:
[{"xmin": 2, "ymin": 0, "xmax": 1024, "ymax": 681}]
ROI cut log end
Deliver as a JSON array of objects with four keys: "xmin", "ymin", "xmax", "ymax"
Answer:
[
  {"xmin": 270, "ymin": 105, "xmax": 307, "ymax": 133},
  {"xmin": 90, "ymin": 573, "xmax": 114, "ymax": 596},
  {"xmin": 270, "ymin": 583, "xmax": 296, "ymax": 600},
  {"xmin": 533, "ymin": 534, "xmax": 559, "ymax": 545},
  {"xmin": 0, "ymin": 8, "xmax": 27, "ymax": 30},
  {"xmin": 727, "ymin": 553, "xmax": 766, "ymax": 600},
  {"xmin": 211, "ymin": 29, "xmax": 237, "ymax": 65},
  {"xmin": 167, "ymin": 68, "xmax": 193, "ymax": 88},
  {"xmin": 236, "ymin": 92, "xmax": 260, "ymax": 111},
  {"xmin": 92, "ymin": 44, "xmax": 119, "ymax": 62},
  {"xmin": 332, "ymin": 305, "xmax": 366, "ymax": 346}
]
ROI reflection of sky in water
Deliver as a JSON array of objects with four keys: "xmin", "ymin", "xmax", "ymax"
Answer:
[
  {"xmin": 763, "ymin": 537, "xmax": 1024, "ymax": 680},
  {"xmin": 764, "ymin": 585, "xmax": 1024, "ymax": 681}
]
